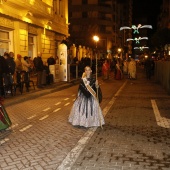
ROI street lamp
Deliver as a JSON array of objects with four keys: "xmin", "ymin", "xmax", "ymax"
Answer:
[
  {"xmin": 93, "ymin": 35, "xmax": 99, "ymax": 80},
  {"xmin": 93, "ymin": 35, "xmax": 103, "ymax": 129},
  {"xmin": 93, "ymin": 35, "xmax": 99, "ymax": 48},
  {"xmin": 117, "ymin": 48, "xmax": 122, "ymax": 58},
  {"xmin": 145, "ymin": 55, "xmax": 148, "ymax": 59},
  {"xmin": 93, "ymin": 35, "xmax": 99, "ymax": 98},
  {"xmin": 118, "ymin": 48, "xmax": 122, "ymax": 53}
]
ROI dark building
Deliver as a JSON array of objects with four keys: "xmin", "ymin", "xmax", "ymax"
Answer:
[{"xmin": 68, "ymin": 0, "xmax": 133, "ymax": 57}]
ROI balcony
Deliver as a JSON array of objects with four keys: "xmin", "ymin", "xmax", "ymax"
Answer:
[{"xmin": 7, "ymin": 0, "xmax": 53, "ymax": 19}]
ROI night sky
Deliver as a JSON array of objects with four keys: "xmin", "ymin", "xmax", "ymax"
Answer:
[{"xmin": 132, "ymin": 0, "xmax": 163, "ymax": 34}]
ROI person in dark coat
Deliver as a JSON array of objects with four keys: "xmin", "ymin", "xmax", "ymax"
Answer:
[
  {"xmin": 0, "ymin": 55, "xmax": 8, "ymax": 96},
  {"xmin": 145, "ymin": 57, "xmax": 153, "ymax": 80},
  {"xmin": 33, "ymin": 52, "xmax": 44, "ymax": 88},
  {"xmin": 47, "ymin": 56, "xmax": 56, "ymax": 67}
]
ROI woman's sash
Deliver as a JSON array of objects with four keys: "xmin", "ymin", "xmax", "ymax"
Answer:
[{"xmin": 82, "ymin": 78, "xmax": 97, "ymax": 100}]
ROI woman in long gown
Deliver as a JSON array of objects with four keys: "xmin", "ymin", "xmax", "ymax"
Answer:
[
  {"xmin": 102, "ymin": 59, "xmax": 110, "ymax": 80},
  {"xmin": 115, "ymin": 61, "xmax": 122, "ymax": 80},
  {"xmin": 0, "ymin": 97, "xmax": 12, "ymax": 130},
  {"xmin": 68, "ymin": 66, "xmax": 105, "ymax": 128}
]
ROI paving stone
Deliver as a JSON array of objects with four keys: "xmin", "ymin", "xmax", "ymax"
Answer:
[{"xmin": 1, "ymin": 67, "xmax": 170, "ymax": 170}]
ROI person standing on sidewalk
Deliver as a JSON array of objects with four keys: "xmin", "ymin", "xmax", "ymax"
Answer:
[
  {"xmin": 22, "ymin": 56, "xmax": 31, "ymax": 92},
  {"xmin": 33, "ymin": 52, "xmax": 44, "ymax": 88},
  {"xmin": 15, "ymin": 54, "xmax": 23, "ymax": 91},
  {"xmin": 68, "ymin": 66, "xmax": 105, "ymax": 128},
  {"xmin": 144, "ymin": 57, "xmax": 154, "ymax": 80}
]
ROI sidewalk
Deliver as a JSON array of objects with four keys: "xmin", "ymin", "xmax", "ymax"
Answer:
[{"xmin": 4, "ymin": 78, "xmax": 80, "ymax": 107}]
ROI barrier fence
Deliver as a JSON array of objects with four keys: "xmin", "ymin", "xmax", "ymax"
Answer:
[{"xmin": 154, "ymin": 61, "xmax": 170, "ymax": 94}]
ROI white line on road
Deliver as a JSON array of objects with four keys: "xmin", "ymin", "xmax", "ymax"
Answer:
[
  {"xmin": 64, "ymin": 98, "xmax": 69, "ymax": 101},
  {"xmin": 27, "ymin": 115, "xmax": 37, "ymax": 120},
  {"xmin": 64, "ymin": 102, "xmax": 70, "ymax": 106},
  {"xmin": 55, "ymin": 102, "xmax": 61, "ymax": 106},
  {"xmin": 53, "ymin": 108, "xmax": 61, "ymax": 112},
  {"xmin": 56, "ymin": 81, "xmax": 127, "ymax": 170},
  {"xmin": 43, "ymin": 107, "xmax": 50, "ymax": 112},
  {"xmin": 39, "ymin": 115, "xmax": 49, "ymax": 121},
  {"xmin": 114, "ymin": 80, "xmax": 127, "ymax": 97},
  {"xmin": 11, "ymin": 123, "xmax": 19, "ymax": 128},
  {"xmin": 19, "ymin": 125, "xmax": 32, "ymax": 132},
  {"xmin": 151, "ymin": 99, "xmax": 170, "ymax": 128},
  {"xmin": 0, "ymin": 138, "xmax": 9, "ymax": 145}
]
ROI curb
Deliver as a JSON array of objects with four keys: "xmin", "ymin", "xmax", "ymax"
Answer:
[{"xmin": 4, "ymin": 79, "xmax": 80, "ymax": 107}]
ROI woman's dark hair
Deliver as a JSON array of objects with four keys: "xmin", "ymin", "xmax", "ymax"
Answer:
[{"xmin": 24, "ymin": 56, "xmax": 28, "ymax": 60}]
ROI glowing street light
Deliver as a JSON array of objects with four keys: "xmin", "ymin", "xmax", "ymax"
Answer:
[
  {"xmin": 93, "ymin": 35, "xmax": 99, "ymax": 46},
  {"xmin": 118, "ymin": 48, "xmax": 122, "ymax": 53},
  {"xmin": 93, "ymin": 35, "xmax": 99, "ymax": 97},
  {"xmin": 145, "ymin": 55, "xmax": 148, "ymax": 59}
]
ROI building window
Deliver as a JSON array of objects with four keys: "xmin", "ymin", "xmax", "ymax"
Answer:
[
  {"xmin": 82, "ymin": 0, "xmax": 87, "ymax": 4},
  {"xmin": 28, "ymin": 36, "xmax": 34, "ymax": 58},
  {"xmin": 0, "ymin": 30, "xmax": 10, "ymax": 55},
  {"xmin": 28, "ymin": 34, "xmax": 37, "ymax": 58},
  {"xmin": 82, "ymin": 12, "xmax": 88, "ymax": 18},
  {"xmin": 69, "ymin": 12, "xmax": 72, "ymax": 18}
]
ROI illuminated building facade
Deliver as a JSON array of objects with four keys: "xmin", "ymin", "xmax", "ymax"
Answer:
[{"xmin": 0, "ymin": 0, "xmax": 69, "ymax": 60}]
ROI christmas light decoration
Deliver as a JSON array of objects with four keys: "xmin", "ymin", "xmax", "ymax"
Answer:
[
  {"xmin": 120, "ymin": 24, "xmax": 152, "ymax": 34},
  {"xmin": 134, "ymin": 46, "xmax": 149, "ymax": 51},
  {"xmin": 126, "ymin": 37, "xmax": 148, "ymax": 44}
]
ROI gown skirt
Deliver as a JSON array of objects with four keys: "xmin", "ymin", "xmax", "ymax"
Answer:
[
  {"xmin": 68, "ymin": 93, "xmax": 105, "ymax": 128},
  {"xmin": 0, "ymin": 104, "xmax": 12, "ymax": 130}
]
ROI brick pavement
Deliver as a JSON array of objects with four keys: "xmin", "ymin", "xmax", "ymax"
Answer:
[
  {"xmin": 0, "ymin": 66, "xmax": 170, "ymax": 170},
  {"xmin": 70, "ymin": 67, "xmax": 170, "ymax": 170},
  {"xmin": 0, "ymin": 71, "xmax": 124, "ymax": 170}
]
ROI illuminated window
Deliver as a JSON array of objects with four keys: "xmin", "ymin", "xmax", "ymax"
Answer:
[{"xmin": 0, "ymin": 30, "xmax": 10, "ymax": 55}]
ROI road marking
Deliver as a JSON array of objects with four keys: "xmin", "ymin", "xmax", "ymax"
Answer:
[
  {"xmin": 151, "ymin": 100, "xmax": 170, "ymax": 128},
  {"xmin": 55, "ymin": 102, "xmax": 61, "ymax": 106},
  {"xmin": 64, "ymin": 98, "xmax": 69, "ymax": 101},
  {"xmin": 19, "ymin": 125, "xmax": 32, "ymax": 132},
  {"xmin": 27, "ymin": 115, "xmax": 36, "ymax": 120},
  {"xmin": 56, "ymin": 81, "xmax": 127, "ymax": 170},
  {"xmin": 0, "ymin": 138, "xmax": 9, "ymax": 145},
  {"xmin": 11, "ymin": 123, "xmax": 19, "ymax": 128},
  {"xmin": 53, "ymin": 108, "xmax": 61, "ymax": 112},
  {"xmin": 114, "ymin": 80, "xmax": 127, "ymax": 97},
  {"xmin": 39, "ymin": 115, "xmax": 49, "ymax": 121},
  {"xmin": 43, "ymin": 107, "xmax": 50, "ymax": 111},
  {"xmin": 64, "ymin": 102, "xmax": 70, "ymax": 106}
]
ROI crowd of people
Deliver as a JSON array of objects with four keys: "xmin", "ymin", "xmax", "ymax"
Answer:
[
  {"xmin": 0, "ymin": 52, "xmax": 57, "ymax": 97},
  {"xmin": 101, "ymin": 57, "xmax": 138, "ymax": 81},
  {"xmin": 0, "ymin": 52, "xmax": 156, "ymax": 131}
]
